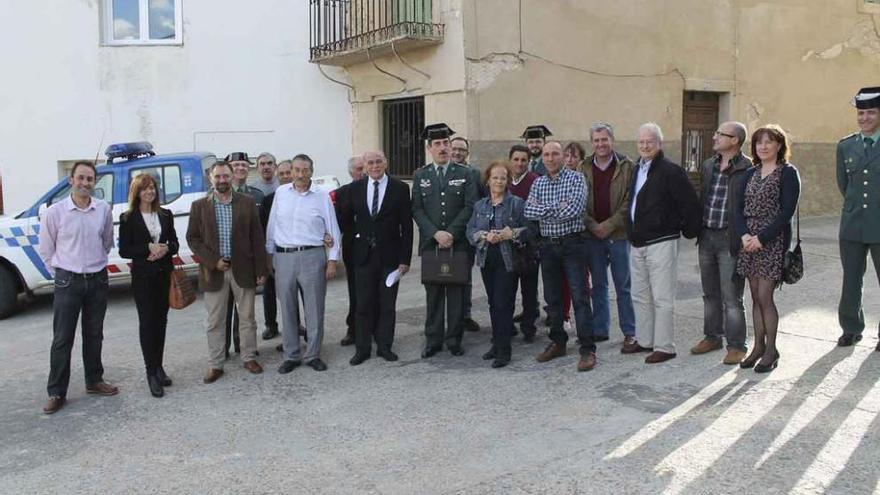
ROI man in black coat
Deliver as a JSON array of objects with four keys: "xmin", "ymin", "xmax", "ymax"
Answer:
[
  {"xmin": 333, "ymin": 156, "xmax": 366, "ymax": 346},
  {"xmin": 341, "ymin": 150, "xmax": 414, "ymax": 364}
]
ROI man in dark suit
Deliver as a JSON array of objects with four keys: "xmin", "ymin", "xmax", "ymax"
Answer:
[
  {"xmin": 186, "ymin": 161, "xmax": 267, "ymax": 384},
  {"xmin": 333, "ymin": 155, "xmax": 366, "ymax": 346},
  {"xmin": 411, "ymin": 123, "xmax": 479, "ymax": 357},
  {"xmin": 342, "ymin": 151, "xmax": 413, "ymax": 365}
]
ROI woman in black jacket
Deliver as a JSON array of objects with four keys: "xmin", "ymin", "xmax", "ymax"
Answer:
[
  {"xmin": 735, "ymin": 125, "xmax": 801, "ymax": 373},
  {"xmin": 119, "ymin": 174, "xmax": 179, "ymax": 397}
]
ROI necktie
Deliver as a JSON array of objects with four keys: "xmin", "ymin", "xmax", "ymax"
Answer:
[
  {"xmin": 865, "ymin": 137, "xmax": 875, "ymax": 149},
  {"xmin": 371, "ymin": 180, "xmax": 380, "ymax": 217},
  {"xmin": 438, "ymin": 165, "xmax": 445, "ymax": 181}
]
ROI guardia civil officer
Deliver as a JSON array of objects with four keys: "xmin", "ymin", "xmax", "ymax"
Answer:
[
  {"xmin": 522, "ymin": 125, "xmax": 552, "ymax": 176},
  {"xmin": 412, "ymin": 123, "xmax": 479, "ymax": 357},
  {"xmin": 837, "ymin": 87, "xmax": 880, "ymax": 350}
]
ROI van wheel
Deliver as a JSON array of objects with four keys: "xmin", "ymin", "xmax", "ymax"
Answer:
[{"xmin": 0, "ymin": 267, "xmax": 19, "ymax": 319}]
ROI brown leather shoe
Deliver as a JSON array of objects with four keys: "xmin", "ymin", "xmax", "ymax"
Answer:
[
  {"xmin": 645, "ymin": 351, "xmax": 677, "ymax": 364},
  {"xmin": 690, "ymin": 339, "xmax": 723, "ymax": 355},
  {"xmin": 85, "ymin": 382, "xmax": 119, "ymax": 396},
  {"xmin": 243, "ymin": 360, "xmax": 263, "ymax": 374},
  {"xmin": 621, "ymin": 340, "xmax": 653, "ymax": 354},
  {"xmin": 536, "ymin": 342, "xmax": 566, "ymax": 362},
  {"xmin": 577, "ymin": 352, "xmax": 597, "ymax": 371},
  {"xmin": 203, "ymin": 368, "xmax": 224, "ymax": 384},
  {"xmin": 42, "ymin": 396, "xmax": 65, "ymax": 415},
  {"xmin": 723, "ymin": 349, "xmax": 746, "ymax": 365}
]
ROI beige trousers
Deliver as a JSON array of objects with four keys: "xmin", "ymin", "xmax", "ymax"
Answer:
[
  {"xmin": 630, "ymin": 239, "xmax": 679, "ymax": 354},
  {"xmin": 204, "ymin": 270, "xmax": 257, "ymax": 368}
]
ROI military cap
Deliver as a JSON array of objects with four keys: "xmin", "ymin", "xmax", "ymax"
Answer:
[
  {"xmin": 853, "ymin": 87, "xmax": 880, "ymax": 109},
  {"xmin": 225, "ymin": 152, "xmax": 249, "ymax": 162},
  {"xmin": 521, "ymin": 125, "xmax": 553, "ymax": 139},
  {"xmin": 422, "ymin": 123, "xmax": 456, "ymax": 141}
]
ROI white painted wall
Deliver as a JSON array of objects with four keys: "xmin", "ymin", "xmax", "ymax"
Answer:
[{"xmin": 0, "ymin": 0, "xmax": 352, "ymax": 214}]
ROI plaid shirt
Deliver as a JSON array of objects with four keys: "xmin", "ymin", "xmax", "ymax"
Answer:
[
  {"xmin": 524, "ymin": 167, "xmax": 587, "ymax": 237},
  {"xmin": 213, "ymin": 194, "xmax": 233, "ymax": 259},
  {"xmin": 703, "ymin": 156, "xmax": 732, "ymax": 229}
]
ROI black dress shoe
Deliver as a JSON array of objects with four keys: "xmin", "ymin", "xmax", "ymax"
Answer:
[
  {"xmin": 377, "ymin": 349, "xmax": 399, "ymax": 362},
  {"xmin": 513, "ymin": 312, "xmax": 523, "ymax": 323},
  {"xmin": 262, "ymin": 326, "xmax": 279, "ymax": 340},
  {"xmin": 340, "ymin": 333, "xmax": 356, "ymax": 346},
  {"xmin": 307, "ymin": 358, "xmax": 328, "ymax": 371},
  {"xmin": 275, "ymin": 343, "xmax": 284, "ymax": 352},
  {"xmin": 837, "ymin": 334, "xmax": 862, "ymax": 347},
  {"xmin": 278, "ymin": 360, "xmax": 301, "ymax": 374},
  {"xmin": 521, "ymin": 326, "xmax": 536, "ymax": 343},
  {"xmin": 593, "ymin": 335, "xmax": 610, "ymax": 342},
  {"xmin": 491, "ymin": 358, "xmax": 509, "ymax": 368},
  {"xmin": 349, "ymin": 353, "xmax": 370, "ymax": 366},
  {"xmin": 147, "ymin": 374, "xmax": 164, "ymax": 398},
  {"xmin": 482, "ymin": 348, "xmax": 497, "ymax": 360},
  {"xmin": 421, "ymin": 346, "xmax": 442, "ymax": 358},
  {"xmin": 449, "ymin": 345, "xmax": 465, "ymax": 356},
  {"xmin": 463, "ymin": 318, "xmax": 480, "ymax": 332},
  {"xmin": 157, "ymin": 367, "xmax": 172, "ymax": 387}
]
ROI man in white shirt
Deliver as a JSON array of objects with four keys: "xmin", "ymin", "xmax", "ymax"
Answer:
[{"xmin": 266, "ymin": 154, "xmax": 342, "ymax": 373}]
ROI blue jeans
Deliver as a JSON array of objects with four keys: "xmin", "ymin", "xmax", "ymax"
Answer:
[
  {"xmin": 585, "ymin": 238, "xmax": 635, "ymax": 338},
  {"xmin": 47, "ymin": 268, "xmax": 109, "ymax": 397},
  {"xmin": 481, "ymin": 246, "xmax": 517, "ymax": 359},
  {"xmin": 698, "ymin": 229, "xmax": 747, "ymax": 350},
  {"xmin": 540, "ymin": 236, "xmax": 595, "ymax": 354}
]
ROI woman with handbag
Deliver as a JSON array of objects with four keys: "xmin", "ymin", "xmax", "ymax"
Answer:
[
  {"xmin": 734, "ymin": 125, "xmax": 801, "ymax": 373},
  {"xmin": 119, "ymin": 174, "xmax": 179, "ymax": 397},
  {"xmin": 467, "ymin": 160, "xmax": 531, "ymax": 368}
]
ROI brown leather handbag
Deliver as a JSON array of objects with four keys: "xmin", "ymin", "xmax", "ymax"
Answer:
[
  {"xmin": 168, "ymin": 266, "xmax": 197, "ymax": 309},
  {"xmin": 421, "ymin": 247, "xmax": 469, "ymax": 285}
]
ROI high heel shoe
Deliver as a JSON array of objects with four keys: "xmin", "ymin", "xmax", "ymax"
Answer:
[
  {"xmin": 739, "ymin": 348, "xmax": 764, "ymax": 369},
  {"xmin": 754, "ymin": 351, "xmax": 780, "ymax": 374}
]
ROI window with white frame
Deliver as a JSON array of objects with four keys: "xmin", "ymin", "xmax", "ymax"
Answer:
[{"xmin": 104, "ymin": 0, "xmax": 182, "ymax": 45}]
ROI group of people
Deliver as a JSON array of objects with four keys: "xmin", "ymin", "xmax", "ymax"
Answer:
[{"xmin": 36, "ymin": 86, "xmax": 880, "ymax": 415}]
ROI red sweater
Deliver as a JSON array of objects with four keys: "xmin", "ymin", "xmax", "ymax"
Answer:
[{"xmin": 508, "ymin": 172, "xmax": 538, "ymax": 200}]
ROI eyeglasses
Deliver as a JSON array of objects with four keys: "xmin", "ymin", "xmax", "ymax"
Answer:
[{"xmin": 714, "ymin": 131, "xmax": 736, "ymax": 139}]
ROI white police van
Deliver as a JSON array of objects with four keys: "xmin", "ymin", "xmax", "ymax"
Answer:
[
  {"xmin": 0, "ymin": 142, "xmax": 339, "ymax": 319},
  {"xmin": 0, "ymin": 142, "xmax": 216, "ymax": 318}
]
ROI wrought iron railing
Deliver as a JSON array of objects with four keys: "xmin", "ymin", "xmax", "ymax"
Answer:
[{"xmin": 309, "ymin": 0, "xmax": 444, "ymax": 61}]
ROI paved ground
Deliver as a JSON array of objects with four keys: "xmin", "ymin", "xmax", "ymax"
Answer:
[{"xmin": 1, "ymin": 215, "xmax": 879, "ymax": 494}]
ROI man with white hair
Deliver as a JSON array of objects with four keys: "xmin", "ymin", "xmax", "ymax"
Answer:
[
  {"xmin": 334, "ymin": 156, "xmax": 366, "ymax": 346},
  {"xmin": 624, "ymin": 123, "xmax": 701, "ymax": 363}
]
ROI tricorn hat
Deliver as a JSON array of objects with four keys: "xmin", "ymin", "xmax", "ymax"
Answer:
[
  {"xmin": 225, "ymin": 152, "xmax": 249, "ymax": 162},
  {"xmin": 853, "ymin": 87, "xmax": 880, "ymax": 109},
  {"xmin": 521, "ymin": 125, "xmax": 552, "ymax": 140},
  {"xmin": 422, "ymin": 123, "xmax": 456, "ymax": 141}
]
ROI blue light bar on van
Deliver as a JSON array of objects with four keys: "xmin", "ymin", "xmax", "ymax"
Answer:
[{"xmin": 105, "ymin": 142, "xmax": 155, "ymax": 162}]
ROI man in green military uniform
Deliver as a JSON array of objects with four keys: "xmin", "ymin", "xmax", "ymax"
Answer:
[
  {"xmin": 412, "ymin": 123, "xmax": 479, "ymax": 357},
  {"xmin": 836, "ymin": 87, "xmax": 880, "ymax": 349}
]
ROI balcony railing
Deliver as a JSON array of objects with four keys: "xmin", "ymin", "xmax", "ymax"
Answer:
[{"xmin": 309, "ymin": 0, "xmax": 445, "ymax": 65}]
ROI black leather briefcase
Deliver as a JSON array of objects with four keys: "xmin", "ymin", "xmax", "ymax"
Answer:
[{"xmin": 421, "ymin": 248, "xmax": 469, "ymax": 285}]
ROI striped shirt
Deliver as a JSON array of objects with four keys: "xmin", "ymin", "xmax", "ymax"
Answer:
[
  {"xmin": 523, "ymin": 167, "xmax": 587, "ymax": 237},
  {"xmin": 213, "ymin": 195, "xmax": 233, "ymax": 259}
]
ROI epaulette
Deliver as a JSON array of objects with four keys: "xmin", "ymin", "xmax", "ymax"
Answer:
[{"xmin": 839, "ymin": 132, "xmax": 860, "ymax": 143}]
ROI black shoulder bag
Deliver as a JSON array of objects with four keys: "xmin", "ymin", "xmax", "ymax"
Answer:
[{"xmin": 781, "ymin": 168, "xmax": 803, "ymax": 285}]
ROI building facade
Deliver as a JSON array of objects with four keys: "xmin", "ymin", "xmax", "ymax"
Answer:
[
  {"xmin": 310, "ymin": 0, "xmax": 880, "ymax": 215},
  {"xmin": 0, "ymin": 0, "xmax": 352, "ymax": 215}
]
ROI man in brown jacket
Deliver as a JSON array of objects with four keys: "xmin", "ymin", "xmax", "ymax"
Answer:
[
  {"xmin": 580, "ymin": 122, "xmax": 637, "ymax": 349},
  {"xmin": 186, "ymin": 161, "xmax": 267, "ymax": 383}
]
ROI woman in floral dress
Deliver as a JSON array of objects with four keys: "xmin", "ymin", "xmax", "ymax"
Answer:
[{"xmin": 735, "ymin": 125, "xmax": 801, "ymax": 373}]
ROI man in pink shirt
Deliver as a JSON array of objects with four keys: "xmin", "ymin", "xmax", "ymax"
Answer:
[{"xmin": 38, "ymin": 161, "xmax": 118, "ymax": 414}]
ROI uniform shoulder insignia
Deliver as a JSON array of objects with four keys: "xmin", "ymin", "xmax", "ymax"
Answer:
[{"xmin": 840, "ymin": 132, "xmax": 859, "ymax": 143}]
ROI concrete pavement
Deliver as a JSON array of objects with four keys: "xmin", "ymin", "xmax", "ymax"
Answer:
[{"xmin": 1, "ymin": 215, "xmax": 879, "ymax": 494}]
